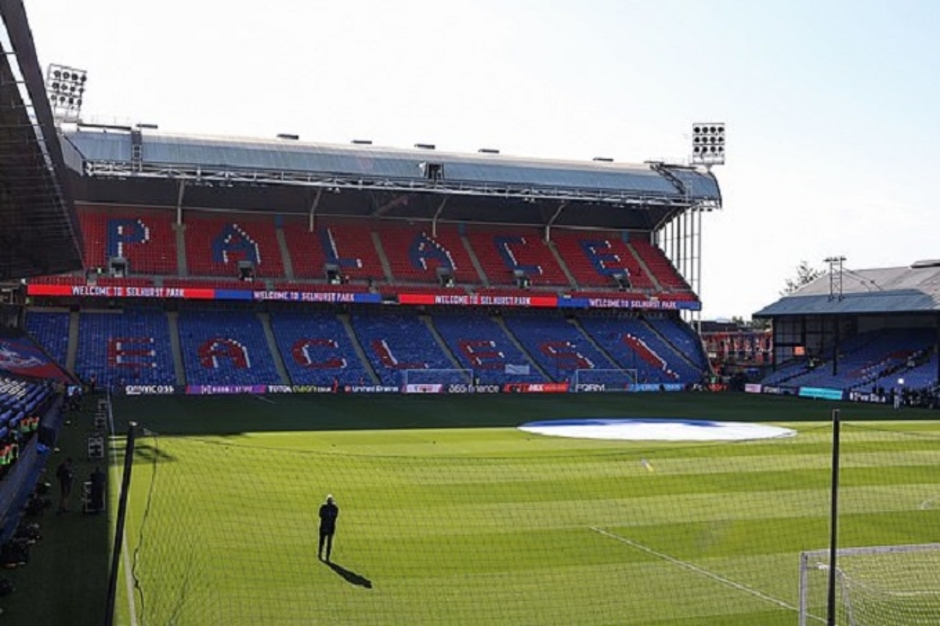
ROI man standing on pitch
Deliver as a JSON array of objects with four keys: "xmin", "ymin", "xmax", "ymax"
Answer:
[{"xmin": 318, "ymin": 494, "xmax": 339, "ymax": 562}]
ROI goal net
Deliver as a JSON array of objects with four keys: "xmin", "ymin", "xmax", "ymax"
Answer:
[
  {"xmin": 571, "ymin": 368, "xmax": 638, "ymax": 392},
  {"xmin": 401, "ymin": 368, "xmax": 473, "ymax": 390},
  {"xmin": 799, "ymin": 543, "xmax": 940, "ymax": 626}
]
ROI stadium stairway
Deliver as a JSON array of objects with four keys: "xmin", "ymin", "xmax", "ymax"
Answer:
[
  {"xmin": 627, "ymin": 243, "xmax": 663, "ymax": 292},
  {"xmin": 275, "ymin": 223, "xmax": 295, "ymax": 281},
  {"xmin": 460, "ymin": 232, "xmax": 490, "ymax": 287},
  {"xmin": 568, "ymin": 317, "xmax": 621, "ymax": 369},
  {"xmin": 66, "ymin": 310, "xmax": 80, "ymax": 373},
  {"xmin": 421, "ymin": 315, "xmax": 465, "ymax": 370},
  {"xmin": 546, "ymin": 238, "xmax": 579, "ymax": 289},
  {"xmin": 492, "ymin": 315, "xmax": 551, "ymax": 380},
  {"xmin": 338, "ymin": 313, "xmax": 380, "ymax": 385},
  {"xmin": 371, "ymin": 231, "xmax": 395, "ymax": 284},
  {"xmin": 259, "ymin": 312, "xmax": 291, "ymax": 384},
  {"xmin": 643, "ymin": 317, "xmax": 707, "ymax": 373},
  {"xmin": 175, "ymin": 222, "xmax": 188, "ymax": 276},
  {"xmin": 167, "ymin": 311, "xmax": 187, "ymax": 385}
]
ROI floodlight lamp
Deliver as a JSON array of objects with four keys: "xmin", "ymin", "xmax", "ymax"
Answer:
[{"xmin": 691, "ymin": 122, "xmax": 726, "ymax": 166}]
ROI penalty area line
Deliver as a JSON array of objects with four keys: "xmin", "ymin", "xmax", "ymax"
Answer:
[
  {"xmin": 589, "ymin": 526, "xmax": 798, "ymax": 614},
  {"xmin": 252, "ymin": 395, "xmax": 276, "ymax": 405}
]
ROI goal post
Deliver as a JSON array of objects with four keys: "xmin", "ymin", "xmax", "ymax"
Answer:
[
  {"xmin": 799, "ymin": 543, "xmax": 940, "ymax": 626},
  {"xmin": 571, "ymin": 368, "xmax": 638, "ymax": 392},
  {"xmin": 401, "ymin": 368, "xmax": 474, "ymax": 387}
]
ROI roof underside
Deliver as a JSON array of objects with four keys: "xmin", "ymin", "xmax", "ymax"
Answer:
[
  {"xmin": 0, "ymin": 0, "xmax": 83, "ymax": 278},
  {"xmin": 755, "ymin": 266, "xmax": 940, "ymax": 317},
  {"xmin": 64, "ymin": 129, "xmax": 721, "ymax": 230}
]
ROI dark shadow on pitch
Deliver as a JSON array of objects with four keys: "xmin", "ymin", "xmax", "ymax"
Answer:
[{"xmin": 326, "ymin": 560, "xmax": 373, "ymax": 588}]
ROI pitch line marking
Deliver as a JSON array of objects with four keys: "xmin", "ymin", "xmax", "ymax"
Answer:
[
  {"xmin": 253, "ymin": 395, "xmax": 276, "ymax": 405},
  {"xmin": 589, "ymin": 526, "xmax": 799, "ymax": 614}
]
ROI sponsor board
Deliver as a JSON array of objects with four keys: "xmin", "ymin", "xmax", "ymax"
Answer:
[
  {"xmin": 631, "ymin": 383, "xmax": 685, "ymax": 392},
  {"xmin": 503, "ymin": 382, "xmax": 570, "ymax": 393},
  {"xmin": 343, "ymin": 385, "xmax": 400, "ymax": 394},
  {"xmin": 124, "ymin": 384, "xmax": 179, "ymax": 396},
  {"xmin": 798, "ymin": 386, "xmax": 845, "ymax": 401},
  {"xmin": 744, "ymin": 383, "xmax": 763, "ymax": 394},
  {"xmin": 404, "ymin": 383, "xmax": 443, "ymax": 394},
  {"xmin": 761, "ymin": 385, "xmax": 795, "ymax": 396},
  {"xmin": 185, "ymin": 384, "xmax": 268, "ymax": 395},
  {"xmin": 266, "ymin": 385, "xmax": 334, "ymax": 394},
  {"xmin": 848, "ymin": 391, "xmax": 887, "ymax": 404},
  {"xmin": 445, "ymin": 384, "xmax": 501, "ymax": 394}
]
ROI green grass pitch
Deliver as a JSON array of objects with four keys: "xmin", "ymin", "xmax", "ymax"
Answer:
[{"xmin": 75, "ymin": 394, "xmax": 940, "ymax": 624}]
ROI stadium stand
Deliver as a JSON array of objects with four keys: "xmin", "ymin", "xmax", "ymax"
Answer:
[
  {"xmin": 431, "ymin": 311, "xmax": 546, "ymax": 384},
  {"xmin": 270, "ymin": 311, "xmax": 368, "ymax": 386},
  {"xmin": 75, "ymin": 309, "xmax": 176, "ymax": 386},
  {"xmin": 770, "ymin": 328, "xmax": 935, "ymax": 391},
  {"xmin": 465, "ymin": 226, "xmax": 569, "ymax": 287},
  {"xmin": 77, "ymin": 208, "xmax": 178, "ymax": 275},
  {"xmin": 284, "ymin": 219, "xmax": 384, "ymax": 282},
  {"xmin": 178, "ymin": 309, "xmax": 281, "ymax": 385},
  {"xmin": 350, "ymin": 312, "xmax": 452, "ymax": 385},
  {"xmin": 25, "ymin": 310, "xmax": 70, "ymax": 366},
  {"xmin": 552, "ymin": 231, "xmax": 654, "ymax": 290},
  {"xmin": 502, "ymin": 314, "xmax": 615, "ymax": 380},
  {"xmin": 578, "ymin": 315, "xmax": 704, "ymax": 384},
  {"xmin": 378, "ymin": 223, "xmax": 481, "ymax": 286},
  {"xmin": 644, "ymin": 316, "xmax": 710, "ymax": 371},
  {"xmin": 184, "ymin": 215, "xmax": 284, "ymax": 278},
  {"xmin": 631, "ymin": 239, "xmax": 694, "ymax": 294}
]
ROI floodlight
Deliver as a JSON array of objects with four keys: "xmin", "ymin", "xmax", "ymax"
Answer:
[
  {"xmin": 691, "ymin": 122, "xmax": 725, "ymax": 166},
  {"xmin": 46, "ymin": 63, "xmax": 88, "ymax": 123}
]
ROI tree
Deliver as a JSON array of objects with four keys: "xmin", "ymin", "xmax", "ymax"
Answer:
[{"xmin": 782, "ymin": 260, "xmax": 823, "ymax": 295}]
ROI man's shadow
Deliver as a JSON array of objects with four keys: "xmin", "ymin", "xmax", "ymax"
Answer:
[{"xmin": 326, "ymin": 561, "xmax": 373, "ymax": 589}]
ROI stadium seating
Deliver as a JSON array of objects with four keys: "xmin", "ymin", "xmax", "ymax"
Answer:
[
  {"xmin": 349, "ymin": 312, "xmax": 452, "ymax": 386},
  {"xmin": 78, "ymin": 207, "xmax": 178, "ymax": 275},
  {"xmin": 779, "ymin": 329, "xmax": 936, "ymax": 391},
  {"xmin": 644, "ymin": 317, "xmax": 710, "ymax": 371},
  {"xmin": 465, "ymin": 226, "xmax": 569, "ymax": 287},
  {"xmin": 552, "ymin": 231, "xmax": 654, "ymax": 290},
  {"xmin": 184, "ymin": 215, "xmax": 284, "ymax": 278},
  {"xmin": 378, "ymin": 223, "xmax": 481, "ymax": 285},
  {"xmin": 630, "ymin": 240, "xmax": 693, "ymax": 293},
  {"xmin": 431, "ymin": 312, "xmax": 545, "ymax": 384},
  {"xmin": 502, "ymin": 314, "xmax": 615, "ymax": 381},
  {"xmin": 578, "ymin": 316, "xmax": 704, "ymax": 384},
  {"xmin": 178, "ymin": 309, "xmax": 281, "ymax": 386},
  {"xmin": 283, "ymin": 219, "xmax": 384, "ymax": 281},
  {"xmin": 25, "ymin": 310, "xmax": 70, "ymax": 365},
  {"xmin": 270, "ymin": 311, "xmax": 368, "ymax": 386},
  {"xmin": 75, "ymin": 309, "xmax": 176, "ymax": 386}
]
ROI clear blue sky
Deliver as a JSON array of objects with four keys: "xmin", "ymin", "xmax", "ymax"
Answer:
[{"xmin": 24, "ymin": 0, "xmax": 940, "ymax": 319}]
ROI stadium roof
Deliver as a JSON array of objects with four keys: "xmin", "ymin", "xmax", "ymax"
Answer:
[
  {"xmin": 62, "ymin": 127, "xmax": 721, "ymax": 230},
  {"xmin": 0, "ymin": 0, "xmax": 83, "ymax": 278},
  {"xmin": 754, "ymin": 263, "xmax": 940, "ymax": 317}
]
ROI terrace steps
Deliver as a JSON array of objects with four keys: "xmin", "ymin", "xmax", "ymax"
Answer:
[
  {"xmin": 276, "ymin": 223, "xmax": 295, "ymax": 281},
  {"xmin": 339, "ymin": 313, "xmax": 380, "ymax": 385},
  {"xmin": 167, "ymin": 311, "xmax": 187, "ymax": 385},
  {"xmin": 66, "ymin": 310, "xmax": 80, "ymax": 373},
  {"xmin": 491, "ymin": 315, "xmax": 550, "ymax": 380},
  {"xmin": 460, "ymin": 232, "xmax": 490, "ymax": 287},
  {"xmin": 567, "ymin": 317, "xmax": 620, "ymax": 370},
  {"xmin": 422, "ymin": 315, "xmax": 465, "ymax": 371},
  {"xmin": 258, "ymin": 312, "xmax": 291, "ymax": 385}
]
